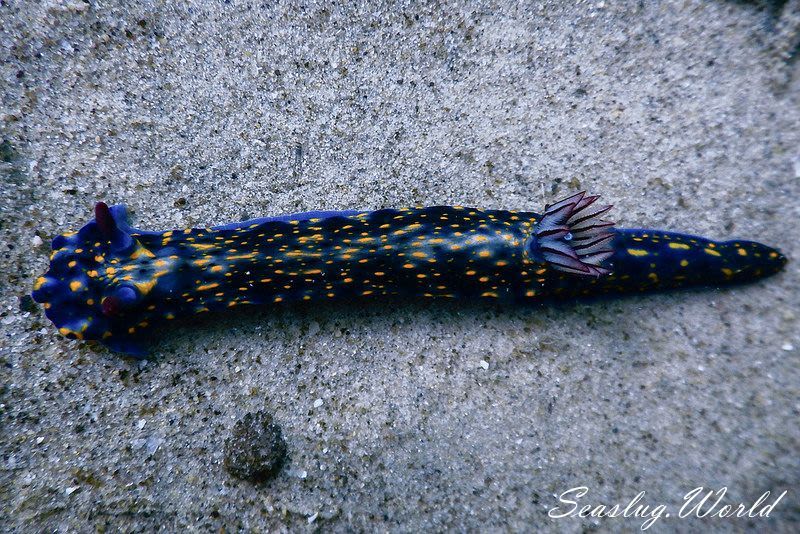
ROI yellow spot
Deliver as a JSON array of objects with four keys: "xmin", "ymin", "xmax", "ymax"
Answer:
[
  {"xmin": 704, "ymin": 248, "xmax": 721, "ymax": 257},
  {"xmin": 648, "ymin": 273, "xmax": 659, "ymax": 282},
  {"xmin": 769, "ymin": 252, "xmax": 778, "ymax": 259},
  {"xmin": 737, "ymin": 248, "xmax": 747, "ymax": 256},
  {"xmin": 627, "ymin": 249, "xmax": 649, "ymax": 257},
  {"xmin": 211, "ymin": 265, "xmax": 224, "ymax": 273},
  {"xmin": 343, "ymin": 277, "xmax": 354, "ymax": 283},
  {"xmin": 69, "ymin": 280, "xmax": 82, "ymax": 291},
  {"xmin": 411, "ymin": 251, "xmax": 427, "ymax": 258},
  {"xmin": 273, "ymin": 297, "xmax": 283, "ymax": 303},
  {"xmin": 94, "ymin": 255, "xmax": 104, "ymax": 263},
  {"xmin": 227, "ymin": 252, "xmax": 257, "ymax": 260},
  {"xmin": 165, "ymin": 313, "xmax": 175, "ymax": 320},
  {"xmin": 133, "ymin": 279, "xmax": 157, "ymax": 294},
  {"xmin": 34, "ymin": 277, "xmax": 47, "ymax": 290},
  {"xmin": 374, "ymin": 271, "xmax": 386, "ymax": 276},
  {"xmin": 68, "ymin": 260, "xmax": 77, "ymax": 268},
  {"xmin": 478, "ymin": 250, "xmax": 491, "ymax": 258},
  {"xmin": 525, "ymin": 290, "xmax": 536, "ymax": 297},
  {"xmin": 130, "ymin": 247, "xmax": 155, "ymax": 259},
  {"xmin": 403, "ymin": 263, "xmax": 415, "ymax": 269},
  {"xmin": 479, "ymin": 276, "xmax": 489, "ymax": 282},
  {"xmin": 721, "ymin": 268, "xmax": 733, "ymax": 276},
  {"xmin": 193, "ymin": 258, "xmax": 212, "ymax": 266},
  {"xmin": 87, "ymin": 299, "xmax": 95, "ymax": 306},
  {"xmin": 191, "ymin": 243, "xmax": 216, "ymax": 251},
  {"xmin": 362, "ymin": 290, "xmax": 374, "ymax": 295},
  {"xmin": 680, "ymin": 259, "xmax": 689, "ymax": 267},
  {"xmin": 197, "ymin": 282, "xmax": 219, "ymax": 291},
  {"xmin": 481, "ymin": 291, "xmax": 498, "ymax": 298},
  {"xmin": 495, "ymin": 260, "xmax": 508, "ymax": 266},
  {"xmin": 465, "ymin": 270, "xmax": 476, "ymax": 276},
  {"xmin": 668, "ymin": 243, "xmax": 690, "ymax": 250},
  {"xmin": 417, "ymin": 273, "xmax": 427, "ymax": 279},
  {"xmin": 304, "ymin": 269, "xmax": 322, "ymax": 275}
]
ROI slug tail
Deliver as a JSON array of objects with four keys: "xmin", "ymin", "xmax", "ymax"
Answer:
[{"xmin": 602, "ymin": 229, "xmax": 787, "ymax": 293}]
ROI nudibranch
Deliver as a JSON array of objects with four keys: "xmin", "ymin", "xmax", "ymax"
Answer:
[{"xmin": 32, "ymin": 192, "xmax": 786, "ymax": 356}]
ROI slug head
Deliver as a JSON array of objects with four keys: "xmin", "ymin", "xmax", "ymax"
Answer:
[{"xmin": 32, "ymin": 203, "xmax": 158, "ymax": 356}]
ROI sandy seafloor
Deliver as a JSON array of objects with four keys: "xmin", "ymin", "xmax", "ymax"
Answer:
[{"xmin": 2, "ymin": 0, "xmax": 800, "ymax": 532}]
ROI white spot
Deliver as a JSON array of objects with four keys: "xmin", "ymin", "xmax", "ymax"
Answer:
[
  {"xmin": 782, "ymin": 343, "xmax": 794, "ymax": 351},
  {"xmin": 36, "ymin": 436, "xmax": 45, "ymax": 444},
  {"xmin": 307, "ymin": 512, "xmax": 318, "ymax": 524},
  {"xmin": 31, "ymin": 235, "xmax": 43, "ymax": 247},
  {"xmin": 137, "ymin": 419, "xmax": 146, "ymax": 429},
  {"xmin": 144, "ymin": 436, "xmax": 163, "ymax": 456},
  {"xmin": 65, "ymin": 486, "xmax": 80, "ymax": 496},
  {"xmin": 313, "ymin": 398, "xmax": 324, "ymax": 408},
  {"xmin": 479, "ymin": 360, "xmax": 489, "ymax": 370}
]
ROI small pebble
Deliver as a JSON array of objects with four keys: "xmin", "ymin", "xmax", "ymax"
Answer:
[
  {"xmin": 313, "ymin": 398, "xmax": 324, "ymax": 408},
  {"xmin": 307, "ymin": 512, "xmax": 318, "ymax": 524},
  {"xmin": 224, "ymin": 411, "xmax": 287, "ymax": 482},
  {"xmin": 782, "ymin": 343, "xmax": 794, "ymax": 351},
  {"xmin": 479, "ymin": 360, "xmax": 489, "ymax": 370},
  {"xmin": 31, "ymin": 235, "xmax": 43, "ymax": 247}
]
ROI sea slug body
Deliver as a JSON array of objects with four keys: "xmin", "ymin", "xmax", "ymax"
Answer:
[{"xmin": 32, "ymin": 192, "xmax": 787, "ymax": 356}]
